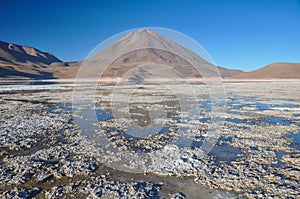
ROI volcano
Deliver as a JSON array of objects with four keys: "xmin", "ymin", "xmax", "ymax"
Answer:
[
  {"xmin": 69, "ymin": 29, "xmax": 228, "ymax": 80},
  {"xmin": 1, "ymin": 29, "xmax": 242, "ymax": 80}
]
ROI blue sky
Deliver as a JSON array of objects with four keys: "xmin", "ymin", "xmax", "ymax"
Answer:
[{"xmin": 1, "ymin": 0, "xmax": 299, "ymax": 71}]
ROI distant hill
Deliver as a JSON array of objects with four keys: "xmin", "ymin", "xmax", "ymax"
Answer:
[
  {"xmin": 54, "ymin": 29, "xmax": 243, "ymax": 80},
  {"xmin": 233, "ymin": 62, "xmax": 300, "ymax": 79},
  {"xmin": 73, "ymin": 29, "xmax": 227, "ymax": 80},
  {"xmin": 0, "ymin": 30, "xmax": 241, "ymax": 80},
  {"xmin": 217, "ymin": 66, "xmax": 243, "ymax": 78},
  {"xmin": 0, "ymin": 40, "xmax": 62, "ymax": 79},
  {"xmin": 0, "ymin": 41, "xmax": 61, "ymax": 65},
  {"xmin": 1, "ymin": 32, "xmax": 298, "ymax": 81}
]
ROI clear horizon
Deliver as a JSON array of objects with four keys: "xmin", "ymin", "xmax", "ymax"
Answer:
[{"xmin": 1, "ymin": 0, "xmax": 300, "ymax": 72}]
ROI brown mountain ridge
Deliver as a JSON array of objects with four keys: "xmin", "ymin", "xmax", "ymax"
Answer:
[
  {"xmin": 232, "ymin": 62, "xmax": 300, "ymax": 79},
  {"xmin": 74, "ymin": 29, "xmax": 240, "ymax": 80},
  {"xmin": 0, "ymin": 40, "xmax": 63, "ymax": 79},
  {"xmin": 0, "ymin": 30, "xmax": 299, "ymax": 80}
]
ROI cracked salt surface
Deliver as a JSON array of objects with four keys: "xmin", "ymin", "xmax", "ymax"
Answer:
[{"xmin": 1, "ymin": 82, "xmax": 300, "ymax": 198}]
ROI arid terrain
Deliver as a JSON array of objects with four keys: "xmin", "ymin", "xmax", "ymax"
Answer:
[
  {"xmin": 0, "ymin": 82, "xmax": 299, "ymax": 198},
  {"xmin": 232, "ymin": 62, "xmax": 300, "ymax": 79},
  {"xmin": 0, "ymin": 29, "xmax": 299, "ymax": 199},
  {"xmin": 1, "ymin": 30, "xmax": 299, "ymax": 81}
]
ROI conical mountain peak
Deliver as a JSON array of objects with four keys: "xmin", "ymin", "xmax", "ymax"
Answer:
[
  {"xmin": 82, "ymin": 29, "xmax": 220, "ymax": 79},
  {"xmin": 0, "ymin": 30, "xmax": 243, "ymax": 80}
]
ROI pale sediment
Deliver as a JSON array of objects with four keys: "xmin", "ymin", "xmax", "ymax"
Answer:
[{"xmin": 0, "ymin": 82, "xmax": 299, "ymax": 198}]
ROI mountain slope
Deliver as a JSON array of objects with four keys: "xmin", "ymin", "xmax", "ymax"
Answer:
[
  {"xmin": 233, "ymin": 62, "xmax": 300, "ymax": 79},
  {"xmin": 0, "ymin": 60, "xmax": 56, "ymax": 79},
  {"xmin": 74, "ymin": 29, "xmax": 224, "ymax": 79},
  {"xmin": 0, "ymin": 30, "xmax": 254, "ymax": 80},
  {"xmin": 0, "ymin": 41, "xmax": 61, "ymax": 65},
  {"xmin": 0, "ymin": 40, "xmax": 63, "ymax": 79},
  {"xmin": 217, "ymin": 66, "xmax": 243, "ymax": 78}
]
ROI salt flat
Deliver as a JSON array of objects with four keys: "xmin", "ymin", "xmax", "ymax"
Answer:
[{"xmin": 0, "ymin": 82, "xmax": 299, "ymax": 198}]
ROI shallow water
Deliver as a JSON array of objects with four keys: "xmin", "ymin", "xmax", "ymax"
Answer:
[
  {"xmin": 47, "ymin": 102, "xmax": 73, "ymax": 113},
  {"xmin": 2, "ymin": 82, "xmax": 300, "ymax": 198},
  {"xmin": 48, "ymin": 95, "xmax": 299, "ymax": 166},
  {"xmin": 0, "ymin": 81, "xmax": 56, "ymax": 86},
  {"xmin": 288, "ymin": 132, "xmax": 300, "ymax": 150},
  {"xmin": 192, "ymin": 138, "xmax": 244, "ymax": 165},
  {"xmin": 276, "ymin": 151, "xmax": 287, "ymax": 167},
  {"xmin": 208, "ymin": 144, "xmax": 244, "ymax": 165}
]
